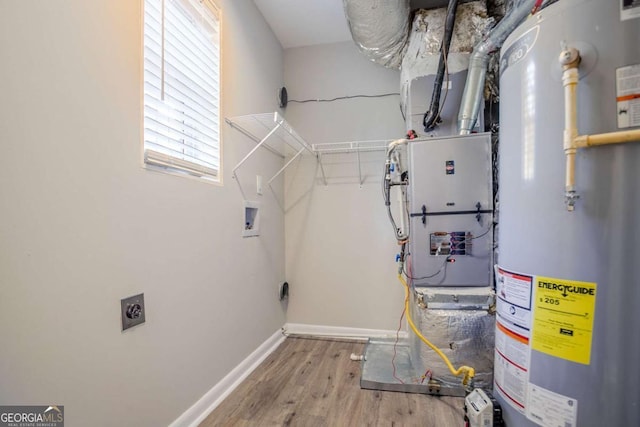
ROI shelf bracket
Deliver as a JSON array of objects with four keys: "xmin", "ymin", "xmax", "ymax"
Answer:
[
  {"xmin": 233, "ymin": 122, "xmax": 282, "ymax": 178},
  {"xmin": 268, "ymin": 146, "xmax": 305, "ymax": 185},
  {"xmin": 356, "ymin": 142, "xmax": 363, "ymax": 187},
  {"xmin": 225, "ymin": 118, "xmax": 283, "ymax": 158},
  {"xmin": 318, "ymin": 153, "xmax": 327, "ymax": 186}
]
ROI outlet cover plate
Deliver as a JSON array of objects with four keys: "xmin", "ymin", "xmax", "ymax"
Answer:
[{"xmin": 121, "ymin": 293, "xmax": 145, "ymax": 331}]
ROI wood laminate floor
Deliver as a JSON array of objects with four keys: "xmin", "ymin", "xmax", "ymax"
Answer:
[{"xmin": 200, "ymin": 337, "xmax": 464, "ymax": 426}]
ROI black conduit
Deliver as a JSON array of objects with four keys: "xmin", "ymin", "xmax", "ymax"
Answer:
[{"xmin": 422, "ymin": 0, "xmax": 459, "ymax": 132}]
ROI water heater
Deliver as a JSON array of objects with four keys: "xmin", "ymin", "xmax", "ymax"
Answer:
[{"xmin": 496, "ymin": 0, "xmax": 640, "ymax": 426}]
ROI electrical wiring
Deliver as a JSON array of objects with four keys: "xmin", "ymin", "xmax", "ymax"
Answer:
[
  {"xmin": 403, "ymin": 255, "xmax": 451, "ymax": 281},
  {"xmin": 447, "ymin": 223, "xmax": 495, "ymax": 252},
  {"xmin": 398, "ymin": 274, "xmax": 475, "ymax": 387},
  {"xmin": 391, "ymin": 305, "xmax": 407, "ymax": 384},
  {"xmin": 289, "ymin": 93, "xmax": 400, "ymax": 104},
  {"xmin": 402, "ymin": 223, "xmax": 494, "ymax": 282},
  {"xmin": 423, "ymin": 0, "xmax": 457, "ymax": 131},
  {"xmin": 406, "ymin": 252, "xmax": 413, "ymax": 288},
  {"xmin": 468, "ymin": 223, "xmax": 494, "ymax": 240},
  {"xmin": 531, "ymin": 0, "xmax": 544, "ymax": 14},
  {"xmin": 420, "ymin": 369, "xmax": 433, "ymax": 384},
  {"xmin": 403, "ymin": 183, "xmax": 411, "ymax": 240},
  {"xmin": 382, "ymin": 161, "xmax": 404, "ymax": 240},
  {"xmin": 382, "ymin": 149, "xmax": 410, "ymax": 242},
  {"xmin": 434, "ymin": 42, "xmax": 451, "ymax": 125}
]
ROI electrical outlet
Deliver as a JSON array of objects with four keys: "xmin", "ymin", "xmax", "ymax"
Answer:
[
  {"xmin": 121, "ymin": 293, "xmax": 145, "ymax": 331},
  {"xmin": 257, "ymin": 175, "xmax": 263, "ymax": 195}
]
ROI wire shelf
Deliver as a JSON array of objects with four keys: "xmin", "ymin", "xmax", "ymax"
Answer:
[
  {"xmin": 312, "ymin": 140, "xmax": 392, "ymax": 154},
  {"xmin": 226, "ymin": 112, "xmax": 396, "ymax": 187},
  {"xmin": 226, "ymin": 112, "xmax": 312, "ymax": 159}
]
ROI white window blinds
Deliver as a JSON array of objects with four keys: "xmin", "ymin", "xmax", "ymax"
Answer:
[{"xmin": 143, "ymin": 0, "xmax": 221, "ymax": 179}]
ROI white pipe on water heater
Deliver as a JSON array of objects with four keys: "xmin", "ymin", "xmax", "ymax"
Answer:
[{"xmin": 560, "ymin": 46, "xmax": 640, "ymax": 211}]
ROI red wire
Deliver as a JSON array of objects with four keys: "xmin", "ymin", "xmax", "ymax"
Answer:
[
  {"xmin": 531, "ymin": 0, "xmax": 544, "ymax": 14},
  {"xmin": 420, "ymin": 369, "xmax": 433, "ymax": 384},
  {"xmin": 391, "ymin": 304, "xmax": 407, "ymax": 384}
]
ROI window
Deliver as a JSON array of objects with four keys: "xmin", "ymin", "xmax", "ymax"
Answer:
[{"xmin": 143, "ymin": 0, "xmax": 221, "ymax": 180}]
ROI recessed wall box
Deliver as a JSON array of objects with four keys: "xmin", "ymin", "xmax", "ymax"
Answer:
[{"xmin": 242, "ymin": 201, "xmax": 260, "ymax": 237}]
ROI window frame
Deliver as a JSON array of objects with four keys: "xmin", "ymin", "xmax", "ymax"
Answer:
[{"xmin": 141, "ymin": 0, "xmax": 222, "ymax": 184}]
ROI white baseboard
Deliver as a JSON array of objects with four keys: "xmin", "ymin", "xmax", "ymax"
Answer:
[
  {"xmin": 283, "ymin": 323, "xmax": 408, "ymax": 340},
  {"xmin": 169, "ymin": 329, "xmax": 286, "ymax": 427}
]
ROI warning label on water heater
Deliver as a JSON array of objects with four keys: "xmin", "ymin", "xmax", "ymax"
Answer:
[
  {"xmin": 616, "ymin": 64, "xmax": 640, "ymax": 129},
  {"xmin": 494, "ymin": 267, "xmax": 532, "ymax": 413},
  {"xmin": 532, "ymin": 276, "xmax": 596, "ymax": 365},
  {"xmin": 621, "ymin": 0, "xmax": 640, "ymax": 21}
]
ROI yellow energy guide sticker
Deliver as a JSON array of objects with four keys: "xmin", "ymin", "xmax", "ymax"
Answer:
[{"xmin": 532, "ymin": 276, "xmax": 596, "ymax": 364}]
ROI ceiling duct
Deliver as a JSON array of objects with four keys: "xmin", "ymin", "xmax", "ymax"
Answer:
[{"xmin": 343, "ymin": 0, "xmax": 411, "ymax": 69}]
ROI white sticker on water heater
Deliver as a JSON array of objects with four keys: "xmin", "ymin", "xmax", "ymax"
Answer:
[
  {"xmin": 616, "ymin": 63, "xmax": 640, "ymax": 128},
  {"xmin": 526, "ymin": 383, "xmax": 578, "ymax": 427},
  {"xmin": 621, "ymin": 0, "xmax": 640, "ymax": 21},
  {"xmin": 493, "ymin": 266, "xmax": 533, "ymax": 414}
]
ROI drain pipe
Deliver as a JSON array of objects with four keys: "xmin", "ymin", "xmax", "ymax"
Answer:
[
  {"xmin": 423, "ymin": 0, "xmax": 459, "ymax": 132},
  {"xmin": 457, "ymin": 0, "xmax": 537, "ymax": 135}
]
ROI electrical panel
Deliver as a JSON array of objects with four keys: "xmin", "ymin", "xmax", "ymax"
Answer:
[{"xmin": 408, "ymin": 134, "xmax": 492, "ymax": 287}]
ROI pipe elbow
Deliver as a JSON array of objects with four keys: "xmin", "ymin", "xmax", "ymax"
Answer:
[
  {"xmin": 386, "ymin": 138, "xmax": 408, "ymax": 156},
  {"xmin": 559, "ymin": 47, "xmax": 581, "ymax": 70},
  {"xmin": 473, "ymin": 42, "xmax": 492, "ymax": 58}
]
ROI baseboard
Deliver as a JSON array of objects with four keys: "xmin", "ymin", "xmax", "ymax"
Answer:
[
  {"xmin": 283, "ymin": 323, "xmax": 408, "ymax": 340},
  {"xmin": 169, "ymin": 328, "xmax": 286, "ymax": 427}
]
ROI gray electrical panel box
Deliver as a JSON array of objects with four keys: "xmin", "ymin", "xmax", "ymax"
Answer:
[{"xmin": 408, "ymin": 134, "xmax": 492, "ymax": 287}]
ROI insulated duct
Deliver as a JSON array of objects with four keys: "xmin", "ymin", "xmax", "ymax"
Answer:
[
  {"xmin": 343, "ymin": 0, "xmax": 411, "ymax": 69},
  {"xmin": 457, "ymin": 0, "xmax": 536, "ymax": 134},
  {"xmin": 409, "ymin": 289, "xmax": 495, "ymax": 392}
]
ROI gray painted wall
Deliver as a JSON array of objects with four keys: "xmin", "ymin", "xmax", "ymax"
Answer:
[
  {"xmin": 0, "ymin": 0, "xmax": 286, "ymax": 425},
  {"xmin": 284, "ymin": 42, "xmax": 409, "ymax": 330}
]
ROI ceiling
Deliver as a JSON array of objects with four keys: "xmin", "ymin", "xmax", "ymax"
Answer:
[
  {"xmin": 253, "ymin": 0, "xmax": 352, "ymax": 49},
  {"xmin": 253, "ymin": 0, "xmax": 469, "ymax": 49}
]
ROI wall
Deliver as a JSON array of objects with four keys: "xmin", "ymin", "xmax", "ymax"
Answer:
[
  {"xmin": 0, "ymin": 1, "xmax": 285, "ymax": 426},
  {"xmin": 284, "ymin": 42, "xmax": 408, "ymax": 330}
]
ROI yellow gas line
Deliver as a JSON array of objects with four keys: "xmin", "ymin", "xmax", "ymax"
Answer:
[{"xmin": 398, "ymin": 274, "xmax": 475, "ymax": 386}]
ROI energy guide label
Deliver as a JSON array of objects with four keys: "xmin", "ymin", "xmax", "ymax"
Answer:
[{"xmin": 532, "ymin": 277, "xmax": 596, "ymax": 365}]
